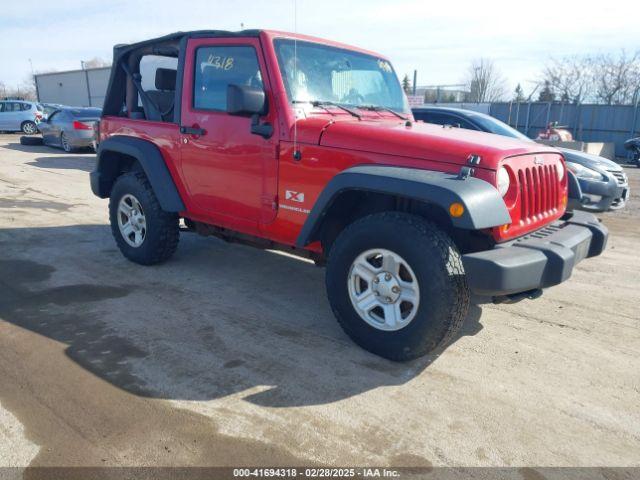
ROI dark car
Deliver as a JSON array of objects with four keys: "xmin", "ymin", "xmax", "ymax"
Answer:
[
  {"xmin": 37, "ymin": 107, "xmax": 102, "ymax": 152},
  {"xmin": 412, "ymin": 106, "xmax": 630, "ymax": 212},
  {"xmin": 624, "ymin": 137, "xmax": 640, "ymax": 167}
]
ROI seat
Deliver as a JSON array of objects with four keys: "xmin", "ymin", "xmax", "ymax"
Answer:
[{"xmin": 145, "ymin": 68, "xmax": 177, "ymax": 122}]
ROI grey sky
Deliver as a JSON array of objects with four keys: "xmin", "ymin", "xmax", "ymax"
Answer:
[{"xmin": 1, "ymin": 0, "xmax": 637, "ymax": 97}]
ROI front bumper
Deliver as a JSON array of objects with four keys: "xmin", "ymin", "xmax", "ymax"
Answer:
[
  {"xmin": 569, "ymin": 171, "xmax": 629, "ymax": 212},
  {"xmin": 463, "ymin": 211, "xmax": 608, "ymax": 296}
]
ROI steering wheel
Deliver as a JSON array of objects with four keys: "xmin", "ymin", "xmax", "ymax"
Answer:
[{"xmin": 341, "ymin": 90, "xmax": 365, "ymax": 105}]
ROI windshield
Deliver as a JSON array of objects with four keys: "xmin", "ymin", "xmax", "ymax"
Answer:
[
  {"xmin": 274, "ymin": 39, "xmax": 409, "ymax": 114},
  {"xmin": 469, "ymin": 113, "xmax": 532, "ymax": 142}
]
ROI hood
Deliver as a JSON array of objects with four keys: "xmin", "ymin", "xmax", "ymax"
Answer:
[
  {"xmin": 298, "ymin": 118, "xmax": 561, "ymax": 170},
  {"xmin": 558, "ymin": 147, "xmax": 622, "ymax": 172}
]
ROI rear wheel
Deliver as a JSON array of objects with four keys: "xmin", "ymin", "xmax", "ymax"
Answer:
[
  {"xmin": 61, "ymin": 132, "xmax": 76, "ymax": 153},
  {"xmin": 325, "ymin": 212, "xmax": 469, "ymax": 361},
  {"xmin": 21, "ymin": 121, "xmax": 37, "ymax": 135},
  {"xmin": 109, "ymin": 172, "xmax": 179, "ymax": 265}
]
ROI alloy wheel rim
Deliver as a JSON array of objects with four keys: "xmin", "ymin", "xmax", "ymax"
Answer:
[
  {"xmin": 117, "ymin": 194, "xmax": 147, "ymax": 247},
  {"xmin": 347, "ymin": 248, "xmax": 420, "ymax": 331},
  {"xmin": 61, "ymin": 134, "xmax": 71, "ymax": 151},
  {"xmin": 24, "ymin": 123, "xmax": 36, "ymax": 134}
]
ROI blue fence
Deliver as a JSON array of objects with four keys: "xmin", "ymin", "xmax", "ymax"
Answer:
[{"xmin": 489, "ymin": 102, "xmax": 640, "ymax": 158}]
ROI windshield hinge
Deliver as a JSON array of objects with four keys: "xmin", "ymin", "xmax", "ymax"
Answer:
[
  {"xmin": 458, "ymin": 166, "xmax": 475, "ymax": 180},
  {"xmin": 467, "ymin": 154, "xmax": 482, "ymax": 165}
]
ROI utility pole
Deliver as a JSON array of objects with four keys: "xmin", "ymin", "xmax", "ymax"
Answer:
[
  {"xmin": 81, "ymin": 60, "xmax": 92, "ymax": 106},
  {"xmin": 412, "ymin": 70, "xmax": 417, "ymax": 96}
]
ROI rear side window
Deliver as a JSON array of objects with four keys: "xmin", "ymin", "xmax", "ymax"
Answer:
[
  {"xmin": 21, "ymin": 103, "xmax": 32, "ymax": 111},
  {"xmin": 139, "ymin": 55, "xmax": 178, "ymax": 92},
  {"xmin": 193, "ymin": 46, "xmax": 263, "ymax": 111},
  {"xmin": 0, "ymin": 103, "xmax": 5, "ymax": 112},
  {"xmin": 3, "ymin": 102, "xmax": 20, "ymax": 112}
]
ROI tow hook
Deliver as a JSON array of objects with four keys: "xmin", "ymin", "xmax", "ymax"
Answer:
[{"xmin": 492, "ymin": 289, "xmax": 543, "ymax": 305}]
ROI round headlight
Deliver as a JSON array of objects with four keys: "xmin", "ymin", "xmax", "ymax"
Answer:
[
  {"xmin": 497, "ymin": 167, "xmax": 510, "ymax": 197},
  {"xmin": 557, "ymin": 160, "xmax": 565, "ymax": 181}
]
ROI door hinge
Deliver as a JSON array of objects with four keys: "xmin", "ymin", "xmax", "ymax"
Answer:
[{"xmin": 262, "ymin": 195, "xmax": 278, "ymax": 210}]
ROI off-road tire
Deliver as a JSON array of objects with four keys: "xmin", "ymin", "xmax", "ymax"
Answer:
[
  {"xmin": 325, "ymin": 212, "xmax": 469, "ymax": 361},
  {"xmin": 109, "ymin": 172, "xmax": 179, "ymax": 265},
  {"xmin": 20, "ymin": 135, "xmax": 43, "ymax": 146},
  {"xmin": 21, "ymin": 121, "xmax": 37, "ymax": 135}
]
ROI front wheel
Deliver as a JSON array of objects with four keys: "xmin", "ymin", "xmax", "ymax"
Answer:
[
  {"xmin": 325, "ymin": 212, "xmax": 469, "ymax": 361},
  {"xmin": 109, "ymin": 172, "xmax": 179, "ymax": 265},
  {"xmin": 21, "ymin": 121, "xmax": 37, "ymax": 135}
]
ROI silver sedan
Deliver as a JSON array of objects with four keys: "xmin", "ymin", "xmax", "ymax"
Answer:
[{"xmin": 37, "ymin": 107, "xmax": 101, "ymax": 152}]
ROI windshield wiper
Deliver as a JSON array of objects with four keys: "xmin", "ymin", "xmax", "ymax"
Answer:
[
  {"xmin": 356, "ymin": 104, "xmax": 408, "ymax": 120},
  {"xmin": 293, "ymin": 100, "xmax": 361, "ymax": 120}
]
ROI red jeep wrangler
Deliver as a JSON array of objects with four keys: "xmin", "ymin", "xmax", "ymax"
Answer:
[{"xmin": 91, "ymin": 30, "xmax": 608, "ymax": 361}]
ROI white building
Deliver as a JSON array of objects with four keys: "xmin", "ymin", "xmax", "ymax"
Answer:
[{"xmin": 35, "ymin": 67, "xmax": 111, "ymax": 107}]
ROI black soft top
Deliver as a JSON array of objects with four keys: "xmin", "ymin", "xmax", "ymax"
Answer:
[
  {"xmin": 111, "ymin": 29, "xmax": 260, "ymax": 60},
  {"xmin": 103, "ymin": 30, "xmax": 261, "ymax": 116}
]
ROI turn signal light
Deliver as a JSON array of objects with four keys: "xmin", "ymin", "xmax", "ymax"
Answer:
[
  {"xmin": 449, "ymin": 202, "xmax": 465, "ymax": 218},
  {"xmin": 561, "ymin": 194, "xmax": 568, "ymax": 207}
]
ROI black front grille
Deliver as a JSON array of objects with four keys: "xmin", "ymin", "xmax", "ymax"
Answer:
[{"xmin": 608, "ymin": 169, "xmax": 627, "ymax": 186}]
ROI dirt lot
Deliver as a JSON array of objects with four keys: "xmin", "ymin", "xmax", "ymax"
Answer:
[{"xmin": 0, "ymin": 133, "xmax": 639, "ymax": 473}]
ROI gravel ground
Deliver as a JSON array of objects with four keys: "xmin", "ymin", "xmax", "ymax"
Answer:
[{"xmin": 0, "ymin": 133, "xmax": 638, "ymax": 475}]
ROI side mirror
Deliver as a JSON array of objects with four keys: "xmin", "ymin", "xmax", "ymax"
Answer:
[
  {"xmin": 227, "ymin": 84, "xmax": 267, "ymax": 116},
  {"xmin": 227, "ymin": 84, "xmax": 273, "ymax": 139}
]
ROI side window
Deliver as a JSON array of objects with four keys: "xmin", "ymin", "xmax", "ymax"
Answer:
[
  {"xmin": 139, "ymin": 55, "xmax": 178, "ymax": 93},
  {"xmin": 6, "ymin": 102, "xmax": 19, "ymax": 112},
  {"xmin": 450, "ymin": 116, "xmax": 476, "ymax": 130},
  {"xmin": 21, "ymin": 103, "xmax": 31, "ymax": 111},
  {"xmin": 420, "ymin": 112, "xmax": 448, "ymax": 126},
  {"xmin": 193, "ymin": 45, "xmax": 263, "ymax": 111},
  {"xmin": 0, "ymin": 103, "xmax": 5, "ymax": 113}
]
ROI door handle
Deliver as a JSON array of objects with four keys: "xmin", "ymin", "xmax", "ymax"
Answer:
[{"xmin": 180, "ymin": 126, "xmax": 206, "ymax": 136}]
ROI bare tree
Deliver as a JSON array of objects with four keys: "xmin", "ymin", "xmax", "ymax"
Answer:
[
  {"xmin": 82, "ymin": 57, "xmax": 111, "ymax": 69},
  {"xmin": 593, "ymin": 50, "xmax": 640, "ymax": 105},
  {"xmin": 540, "ymin": 55, "xmax": 594, "ymax": 103},
  {"xmin": 464, "ymin": 58, "xmax": 508, "ymax": 102},
  {"xmin": 539, "ymin": 50, "xmax": 640, "ymax": 104},
  {"xmin": 0, "ymin": 76, "xmax": 37, "ymax": 101}
]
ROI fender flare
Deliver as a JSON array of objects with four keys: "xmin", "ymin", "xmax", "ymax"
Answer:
[
  {"xmin": 91, "ymin": 135, "xmax": 185, "ymax": 212},
  {"xmin": 296, "ymin": 165, "xmax": 511, "ymax": 247}
]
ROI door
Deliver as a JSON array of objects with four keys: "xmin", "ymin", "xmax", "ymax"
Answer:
[
  {"xmin": 4, "ymin": 102, "xmax": 22, "ymax": 131},
  {"xmin": 41, "ymin": 111, "xmax": 63, "ymax": 145},
  {"xmin": 179, "ymin": 37, "xmax": 278, "ymax": 225}
]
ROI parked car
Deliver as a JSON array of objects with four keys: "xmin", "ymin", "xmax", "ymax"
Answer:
[
  {"xmin": 0, "ymin": 100, "xmax": 43, "ymax": 134},
  {"xmin": 624, "ymin": 137, "xmax": 640, "ymax": 167},
  {"xmin": 412, "ymin": 106, "xmax": 630, "ymax": 212},
  {"xmin": 40, "ymin": 103, "xmax": 65, "ymax": 120},
  {"xmin": 91, "ymin": 31, "xmax": 608, "ymax": 361},
  {"xmin": 36, "ymin": 107, "xmax": 102, "ymax": 152}
]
